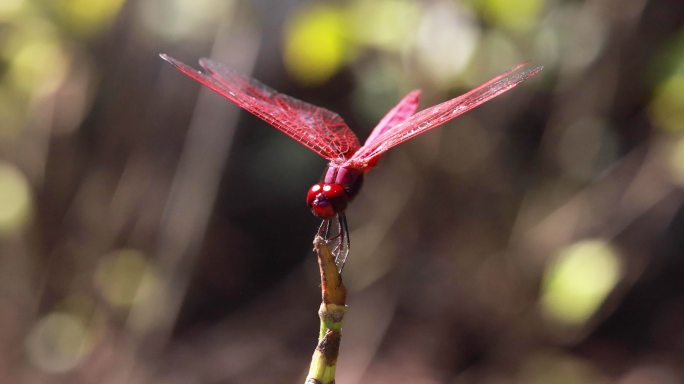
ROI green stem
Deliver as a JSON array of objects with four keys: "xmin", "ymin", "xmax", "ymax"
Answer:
[{"xmin": 305, "ymin": 237, "xmax": 347, "ymax": 384}]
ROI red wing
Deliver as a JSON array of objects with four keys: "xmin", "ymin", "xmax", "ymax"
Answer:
[
  {"xmin": 349, "ymin": 64, "xmax": 543, "ymax": 168},
  {"xmin": 363, "ymin": 90, "xmax": 421, "ymax": 146},
  {"xmin": 160, "ymin": 54, "xmax": 361, "ymax": 161}
]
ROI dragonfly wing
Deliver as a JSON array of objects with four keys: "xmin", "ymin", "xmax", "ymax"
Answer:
[
  {"xmin": 350, "ymin": 64, "xmax": 542, "ymax": 167},
  {"xmin": 363, "ymin": 90, "xmax": 421, "ymax": 146},
  {"xmin": 161, "ymin": 54, "xmax": 361, "ymax": 160}
]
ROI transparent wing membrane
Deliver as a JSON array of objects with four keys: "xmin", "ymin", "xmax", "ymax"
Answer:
[
  {"xmin": 350, "ymin": 64, "xmax": 543, "ymax": 168},
  {"xmin": 161, "ymin": 54, "xmax": 361, "ymax": 161}
]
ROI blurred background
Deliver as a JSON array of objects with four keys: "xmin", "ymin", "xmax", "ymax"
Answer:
[{"xmin": 1, "ymin": 0, "xmax": 683, "ymax": 383}]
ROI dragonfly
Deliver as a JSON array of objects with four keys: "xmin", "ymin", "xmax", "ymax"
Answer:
[{"xmin": 160, "ymin": 53, "xmax": 542, "ymax": 270}]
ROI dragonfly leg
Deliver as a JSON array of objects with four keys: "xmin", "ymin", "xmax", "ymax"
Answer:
[
  {"xmin": 316, "ymin": 215, "xmax": 350, "ymax": 272},
  {"xmin": 334, "ymin": 214, "xmax": 350, "ymax": 271},
  {"xmin": 317, "ymin": 218, "xmax": 332, "ymax": 239}
]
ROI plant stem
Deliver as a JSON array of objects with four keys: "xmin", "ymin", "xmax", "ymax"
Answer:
[{"xmin": 305, "ymin": 236, "xmax": 347, "ymax": 384}]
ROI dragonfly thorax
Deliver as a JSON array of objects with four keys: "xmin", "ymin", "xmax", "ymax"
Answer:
[{"xmin": 306, "ymin": 165, "xmax": 364, "ymax": 218}]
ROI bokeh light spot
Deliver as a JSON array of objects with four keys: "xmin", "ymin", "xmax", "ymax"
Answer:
[
  {"xmin": 520, "ymin": 350, "xmax": 609, "ymax": 384},
  {"xmin": 464, "ymin": 31, "xmax": 521, "ymax": 86},
  {"xmin": 0, "ymin": 0, "xmax": 25, "ymax": 20},
  {"xmin": 415, "ymin": 2, "xmax": 479, "ymax": 87},
  {"xmin": 0, "ymin": 162, "xmax": 32, "ymax": 234},
  {"xmin": 52, "ymin": 0, "xmax": 125, "ymax": 36},
  {"xmin": 473, "ymin": 0, "xmax": 544, "ymax": 32},
  {"xmin": 668, "ymin": 136, "xmax": 684, "ymax": 186},
  {"xmin": 139, "ymin": 0, "xmax": 233, "ymax": 42},
  {"xmin": 284, "ymin": 5, "xmax": 348, "ymax": 86},
  {"xmin": 349, "ymin": 0, "xmax": 420, "ymax": 51},
  {"xmin": 541, "ymin": 239, "xmax": 621, "ymax": 326},
  {"xmin": 6, "ymin": 26, "xmax": 67, "ymax": 94},
  {"xmin": 95, "ymin": 249, "xmax": 157, "ymax": 309},
  {"xmin": 650, "ymin": 74, "xmax": 684, "ymax": 133},
  {"xmin": 549, "ymin": 4, "xmax": 606, "ymax": 72},
  {"xmin": 25, "ymin": 313, "xmax": 93, "ymax": 373}
]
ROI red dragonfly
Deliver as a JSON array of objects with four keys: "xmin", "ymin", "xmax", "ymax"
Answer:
[{"xmin": 160, "ymin": 53, "xmax": 542, "ymax": 269}]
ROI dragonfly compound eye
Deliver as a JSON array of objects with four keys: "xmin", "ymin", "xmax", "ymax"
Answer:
[{"xmin": 306, "ymin": 183, "xmax": 348, "ymax": 218}]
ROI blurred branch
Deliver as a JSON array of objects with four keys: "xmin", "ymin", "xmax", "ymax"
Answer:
[{"xmin": 140, "ymin": 15, "xmax": 261, "ymax": 350}]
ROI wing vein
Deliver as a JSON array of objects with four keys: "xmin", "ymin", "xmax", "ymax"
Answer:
[{"xmin": 161, "ymin": 54, "xmax": 360, "ymax": 160}]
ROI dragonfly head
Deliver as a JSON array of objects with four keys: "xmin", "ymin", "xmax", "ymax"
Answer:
[{"xmin": 307, "ymin": 183, "xmax": 348, "ymax": 219}]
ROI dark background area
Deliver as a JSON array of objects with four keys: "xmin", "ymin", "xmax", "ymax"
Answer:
[{"xmin": 1, "ymin": 0, "xmax": 683, "ymax": 383}]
